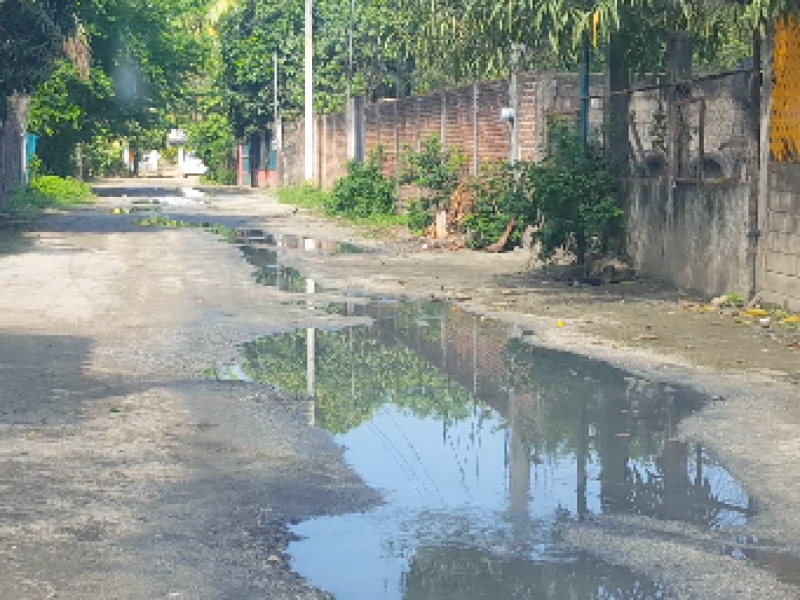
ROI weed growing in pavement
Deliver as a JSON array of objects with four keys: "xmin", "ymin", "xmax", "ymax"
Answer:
[
  {"xmin": 135, "ymin": 216, "xmax": 236, "ymax": 242},
  {"xmin": 725, "ymin": 292, "xmax": 745, "ymax": 307}
]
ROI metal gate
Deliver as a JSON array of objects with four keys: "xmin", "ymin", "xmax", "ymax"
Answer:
[
  {"xmin": 771, "ymin": 15, "xmax": 800, "ymax": 162},
  {"xmin": 240, "ymin": 142, "xmax": 251, "ymax": 187}
]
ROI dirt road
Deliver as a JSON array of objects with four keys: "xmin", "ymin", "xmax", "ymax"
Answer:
[
  {"xmin": 1, "ymin": 181, "xmax": 799, "ymax": 598},
  {"xmin": 0, "ymin": 187, "xmax": 381, "ymax": 599}
]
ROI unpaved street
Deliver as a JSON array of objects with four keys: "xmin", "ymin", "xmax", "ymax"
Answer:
[
  {"xmin": 2, "ymin": 182, "xmax": 800, "ymax": 599},
  {"xmin": 0, "ymin": 187, "xmax": 380, "ymax": 599}
]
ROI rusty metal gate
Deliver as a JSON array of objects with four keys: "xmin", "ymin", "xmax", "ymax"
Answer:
[{"xmin": 771, "ymin": 16, "xmax": 800, "ymax": 162}]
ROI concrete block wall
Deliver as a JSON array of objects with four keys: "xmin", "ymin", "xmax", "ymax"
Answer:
[
  {"xmin": 628, "ymin": 75, "xmax": 754, "ymax": 180},
  {"xmin": 761, "ymin": 164, "xmax": 800, "ymax": 310},
  {"xmin": 625, "ymin": 72, "xmax": 763, "ymax": 300},
  {"xmin": 628, "ymin": 178, "xmax": 751, "ymax": 296}
]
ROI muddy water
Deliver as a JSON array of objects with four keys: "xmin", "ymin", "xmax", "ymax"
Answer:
[{"xmin": 214, "ymin": 294, "xmax": 754, "ymax": 599}]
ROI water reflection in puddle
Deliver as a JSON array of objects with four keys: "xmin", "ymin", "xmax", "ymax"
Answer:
[
  {"xmin": 239, "ymin": 245, "xmax": 312, "ymax": 293},
  {"xmin": 235, "ymin": 228, "xmax": 366, "ymax": 254},
  {"xmin": 214, "ymin": 298, "xmax": 754, "ymax": 599}
]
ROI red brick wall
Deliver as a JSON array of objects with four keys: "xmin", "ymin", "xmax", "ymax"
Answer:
[
  {"xmin": 279, "ymin": 71, "xmax": 595, "ymax": 191},
  {"xmin": 281, "ymin": 120, "xmax": 305, "ymax": 186},
  {"xmin": 317, "ymin": 112, "xmax": 347, "ymax": 189}
]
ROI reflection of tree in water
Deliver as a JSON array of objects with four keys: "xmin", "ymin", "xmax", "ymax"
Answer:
[
  {"xmin": 402, "ymin": 546, "xmax": 668, "ymax": 600},
  {"xmin": 620, "ymin": 457, "xmax": 714, "ymax": 522},
  {"xmin": 607, "ymin": 445, "xmax": 751, "ymax": 528},
  {"xmin": 239, "ymin": 300, "xmax": 749, "ymax": 528},
  {"xmin": 501, "ymin": 338, "xmax": 748, "ymax": 528},
  {"xmin": 240, "ymin": 326, "xmax": 481, "ymax": 434},
  {"xmin": 239, "ymin": 245, "xmax": 308, "ymax": 292}
]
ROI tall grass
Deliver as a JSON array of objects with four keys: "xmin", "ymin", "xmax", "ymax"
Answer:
[{"xmin": 276, "ymin": 184, "xmax": 330, "ymax": 211}]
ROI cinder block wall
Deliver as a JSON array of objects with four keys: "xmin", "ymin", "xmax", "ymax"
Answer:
[
  {"xmin": 628, "ymin": 179, "xmax": 751, "ymax": 296},
  {"xmin": 628, "ymin": 75, "xmax": 753, "ymax": 177},
  {"xmin": 625, "ymin": 72, "xmax": 759, "ymax": 300},
  {"xmin": 761, "ymin": 164, "xmax": 800, "ymax": 310}
]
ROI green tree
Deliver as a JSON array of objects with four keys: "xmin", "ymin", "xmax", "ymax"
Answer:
[
  {"xmin": 187, "ymin": 109, "xmax": 236, "ymax": 183},
  {"xmin": 217, "ymin": 0, "xmax": 424, "ymax": 138},
  {"xmin": 0, "ymin": 0, "xmax": 81, "ymax": 203},
  {"xmin": 26, "ymin": 0, "xmax": 214, "ymax": 178},
  {"xmin": 400, "ymin": 136, "xmax": 466, "ymax": 210},
  {"xmin": 526, "ymin": 122, "xmax": 623, "ymax": 266}
]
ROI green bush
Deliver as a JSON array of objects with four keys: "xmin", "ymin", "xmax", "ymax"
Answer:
[
  {"xmin": 462, "ymin": 160, "xmax": 534, "ymax": 250},
  {"xmin": 327, "ymin": 149, "xmax": 396, "ymax": 218},
  {"xmin": 80, "ymin": 138, "xmax": 128, "ymax": 178},
  {"xmin": 526, "ymin": 122, "xmax": 624, "ymax": 265},
  {"xmin": 404, "ymin": 200, "xmax": 432, "ymax": 234},
  {"xmin": 200, "ymin": 169, "xmax": 237, "ymax": 185},
  {"xmin": 462, "ymin": 123, "xmax": 623, "ymax": 262},
  {"xmin": 399, "ymin": 135, "xmax": 466, "ymax": 209},
  {"xmin": 399, "ymin": 136, "xmax": 467, "ymax": 230},
  {"xmin": 6, "ymin": 175, "xmax": 93, "ymax": 219}
]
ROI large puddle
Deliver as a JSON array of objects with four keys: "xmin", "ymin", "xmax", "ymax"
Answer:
[{"xmin": 212, "ymin": 296, "xmax": 756, "ymax": 599}]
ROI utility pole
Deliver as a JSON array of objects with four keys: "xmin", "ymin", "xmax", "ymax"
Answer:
[
  {"xmin": 347, "ymin": 0, "xmax": 354, "ymax": 99},
  {"xmin": 346, "ymin": 0, "xmax": 358, "ymax": 161},
  {"xmin": 304, "ymin": 0, "xmax": 314, "ymax": 181},
  {"xmin": 508, "ymin": 43, "xmax": 523, "ymax": 163},
  {"xmin": 273, "ymin": 51, "xmax": 279, "ymax": 122},
  {"xmin": 273, "ymin": 51, "xmax": 281, "ymax": 185}
]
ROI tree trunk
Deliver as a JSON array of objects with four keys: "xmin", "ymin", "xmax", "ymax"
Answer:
[
  {"xmin": 604, "ymin": 35, "xmax": 630, "ymax": 173},
  {"xmin": 0, "ymin": 94, "xmax": 31, "ymax": 207},
  {"xmin": 667, "ymin": 32, "xmax": 693, "ymax": 179}
]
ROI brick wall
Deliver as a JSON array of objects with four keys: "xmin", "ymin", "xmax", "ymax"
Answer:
[
  {"xmin": 280, "ymin": 120, "xmax": 305, "ymax": 186},
  {"xmin": 279, "ymin": 71, "xmax": 600, "ymax": 190},
  {"xmin": 318, "ymin": 112, "xmax": 347, "ymax": 189},
  {"xmin": 761, "ymin": 164, "xmax": 800, "ymax": 310},
  {"xmin": 277, "ymin": 64, "xmax": 799, "ymax": 310}
]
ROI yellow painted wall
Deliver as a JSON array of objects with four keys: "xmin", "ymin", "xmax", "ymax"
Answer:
[{"xmin": 771, "ymin": 16, "xmax": 800, "ymax": 162}]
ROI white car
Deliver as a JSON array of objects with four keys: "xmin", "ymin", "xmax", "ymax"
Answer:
[{"xmin": 181, "ymin": 152, "xmax": 208, "ymax": 177}]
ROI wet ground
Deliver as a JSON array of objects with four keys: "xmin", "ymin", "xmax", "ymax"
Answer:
[
  {"xmin": 208, "ymin": 282, "xmax": 753, "ymax": 598},
  {"xmin": 2, "ymin": 182, "xmax": 800, "ymax": 599}
]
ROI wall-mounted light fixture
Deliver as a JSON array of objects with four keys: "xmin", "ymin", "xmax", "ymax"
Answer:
[{"xmin": 500, "ymin": 107, "xmax": 515, "ymax": 124}]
